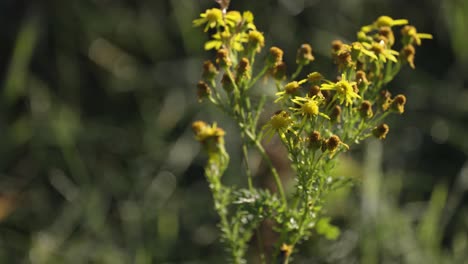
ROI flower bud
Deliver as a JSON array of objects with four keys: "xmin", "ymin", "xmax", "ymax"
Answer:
[
  {"xmin": 296, "ymin": 44, "xmax": 315, "ymax": 65},
  {"xmin": 309, "ymin": 131, "xmax": 322, "ymax": 150},
  {"xmin": 321, "ymin": 90, "xmax": 331, "ymax": 102},
  {"xmin": 192, "ymin": 121, "xmax": 226, "ymax": 153},
  {"xmin": 356, "ymin": 70, "xmax": 369, "ymax": 91},
  {"xmin": 376, "ymin": 16, "xmax": 394, "ymax": 27},
  {"xmin": 308, "ymin": 85, "xmax": 321, "ymax": 97},
  {"xmin": 221, "ymin": 73, "xmax": 235, "ymax": 93},
  {"xmin": 269, "ymin": 110, "xmax": 292, "ymax": 130},
  {"xmin": 272, "ymin": 62, "xmax": 287, "ymax": 81},
  {"xmin": 307, "ymin": 72, "xmax": 323, "ymax": 83},
  {"xmin": 267, "ymin": 46, "xmax": 284, "ymax": 67},
  {"xmin": 197, "ymin": 81, "xmax": 211, "ymax": 102},
  {"xmin": 357, "ymin": 31, "xmax": 369, "ymax": 42},
  {"xmin": 236, "ymin": 57, "xmax": 251, "ymax": 82},
  {"xmin": 330, "ymin": 105, "xmax": 342, "ymax": 123},
  {"xmin": 356, "ymin": 70, "xmax": 369, "ymax": 85},
  {"xmin": 202, "ymin": 60, "xmax": 218, "ymax": 82},
  {"xmin": 247, "ymin": 30, "xmax": 265, "ymax": 53},
  {"xmin": 192, "ymin": 120, "xmax": 208, "ymax": 134},
  {"xmin": 401, "ymin": 25, "xmax": 416, "ymax": 37},
  {"xmin": 216, "ymin": 48, "xmax": 231, "ymax": 68},
  {"xmin": 284, "ymin": 81, "xmax": 301, "ymax": 94}
]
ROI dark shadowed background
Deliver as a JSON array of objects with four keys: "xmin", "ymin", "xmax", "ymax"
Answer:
[{"xmin": 0, "ymin": 0, "xmax": 467, "ymax": 263}]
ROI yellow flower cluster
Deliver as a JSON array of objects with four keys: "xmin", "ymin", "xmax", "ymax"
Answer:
[
  {"xmin": 193, "ymin": 8, "xmax": 262, "ymax": 53},
  {"xmin": 264, "ymin": 15, "xmax": 431, "ymax": 151},
  {"xmin": 192, "ymin": 7, "xmax": 431, "ymax": 262}
]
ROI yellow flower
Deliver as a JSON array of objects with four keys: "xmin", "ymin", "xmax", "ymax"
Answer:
[
  {"xmin": 247, "ymin": 30, "xmax": 265, "ymax": 53},
  {"xmin": 401, "ymin": 25, "xmax": 433, "ymax": 46},
  {"xmin": 192, "ymin": 121, "xmax": 227, "ymax": 154},
  {"xmin": 290, "ymin": 95, "xmax": 330, "ymax": 120},
  {"xmin": 225, "ymin": 10, "xmax": 242, "ymax": 28},
  {"xmin": 362, "ymin": 41, "xmax": 399, "ymax": 63},
  {"xmin": 280, "ymin": 243, "xmax": 293, "ymax": 257},
  {"xmin": 361, "ymin": 15, "xmax": 408, "ymax": 33},
  {"xmin": 262, "ymin": 110, "xmax": 294, "ymax": 138},
  {"xmin": 193, "ymin": 8, "xmax": 224, "ymax": 32},
  {"xmin": 375, "ymin": 16, "xmax": 408, "ymax": 27},
  {"xmin": 307, "ymin": 72, "xmax": 323, "ymax": 83},
  {"xmin": 204, "ymin": 30, "xmax": 231, "ymax": 50},
  {"xmin": 242, "ymin": 11, "xmax": 256, "ymax": 30},
  {"xmin": 351, "ymin": 42, "xmax": 378, "ymax": 61},
  {"xmin": 320, "ymin": 74, "xmax": 360, "ymax": 106},
  {"xmin": 192, "ymin": 121, "xmax": 225, "ymax": 143},
  {"xmin": 205, "ymin": 29, "xmax": 247, "ymax": 51},
  {"xmin": 275, "ymin": 80, "xmax": 306, "ymax": 102}
]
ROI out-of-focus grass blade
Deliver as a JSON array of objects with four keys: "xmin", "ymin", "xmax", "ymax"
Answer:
[{"xmin": 3, "ymin": 13, "xmax": 40, "ymax": 104}]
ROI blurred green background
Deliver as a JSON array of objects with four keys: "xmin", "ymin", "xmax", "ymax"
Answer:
[{"xmin": 0, "ymin": 0, "xmax": 467, "ymax": 263}]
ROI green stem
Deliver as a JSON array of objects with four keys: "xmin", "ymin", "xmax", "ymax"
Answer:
[
  {"xmin": 241, "ymin": 132, "xmax": 254, "ymax": 190},
  {"xmin": 291, "ymin": 64, "xmax": 304, "ymax": 80},
  {"xmin": 252, "ymin": 135, "xmax": 288, "ymax": 207},
  {"xmin": 248, "ymin": 65, "xmax": 269, "ymax": 89},
  {"xmin": 253, "ymin": 95, "xmax": 266, "ymax": 128}
]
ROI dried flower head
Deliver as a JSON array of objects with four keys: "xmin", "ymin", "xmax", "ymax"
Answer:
[
  {"xmin": 373, "ymin": 123, "xmax": 390, "ymax": 139},
  {"xmin": 359, "ymin": 100, "xmax": 373, "ymax": 119},
  {"xmin": 378, "ymin": 90, "xmax": 392, "ymax": 111},
  {"xmin": 390, "ymin": 94, "xmax": 407, "ymax": 114},
  {"xmin": 325, "ymin": 135, "xmax": 349, "ymax": 153},
  {"xmin": 401, "ymin": 44, "xmax": 416, "ymax": 69},
  {"xmin": 309, "ymin": 131, "xmax": 322, "ymax": 150},
  {"xmin": 401, "ymin": 25, "xmax": 433, "ymax": 46}
]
